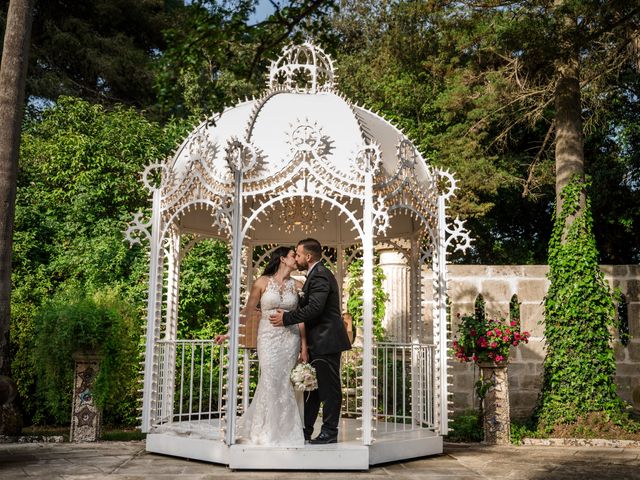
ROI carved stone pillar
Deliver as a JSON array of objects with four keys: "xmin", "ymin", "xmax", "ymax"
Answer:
[
  {"xmin": 378, "ymin": 249, "xmax": 409, "ymax": 342},
  {"xmin": 478, "ymin": 362, "xmax": 510, "ymax": 445},
  {"xmin": 70, "ymin": 352, "xmax": 102, "ymax": 442}
]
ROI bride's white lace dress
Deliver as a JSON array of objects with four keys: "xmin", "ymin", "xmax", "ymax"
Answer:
[{"xmin": 237, "ymin": 276, "xmax": 304, "ymax": 445}]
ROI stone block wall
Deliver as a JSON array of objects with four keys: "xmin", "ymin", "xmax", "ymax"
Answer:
[{"xmin": 428, "ymin": 265, "xmax": 640, "ymax": 419}]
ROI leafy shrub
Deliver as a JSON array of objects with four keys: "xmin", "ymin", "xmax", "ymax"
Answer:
[
  {"xmin": 345, "ymin": 257, "xmax": 388, "ymax": 342},
  {"xmin": 446, "ymin": 409, "xmax": 483, "ymax": 442},
  {"xmin": 32, "ymin": 288, "xmax": 141, "ymax": 425},
  {"xmin": 510, "ymin": 417, "xmax": 543, "ymax": 444}
]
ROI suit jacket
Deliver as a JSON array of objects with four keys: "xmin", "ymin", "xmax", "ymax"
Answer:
[{"xmin": 283, "ymin": 262, "xmax": 352, "ymax": 355}]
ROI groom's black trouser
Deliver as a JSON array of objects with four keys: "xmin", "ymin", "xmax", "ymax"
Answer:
[{"xmin": 305, "ymin": 352, "xmax": 342, "ymax": 437}]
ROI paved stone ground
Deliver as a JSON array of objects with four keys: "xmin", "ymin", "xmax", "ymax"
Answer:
[{"xmin": 0, "ymin": 441, "xmax": 639, "ymax": 479}]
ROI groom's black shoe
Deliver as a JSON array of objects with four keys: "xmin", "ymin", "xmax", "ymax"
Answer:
[{"xmin": 310, "ymin": 432, "xmax": 337, "ymax": 444}]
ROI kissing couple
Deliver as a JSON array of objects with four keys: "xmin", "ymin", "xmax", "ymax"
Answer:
[{"xmin": 216, "ymin": 238, "xmax": 352, "ymax": 446}]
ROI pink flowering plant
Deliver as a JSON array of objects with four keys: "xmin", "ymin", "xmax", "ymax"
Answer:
[{"xmin": 453, "ymin": 312, "xmax": 530, "ymax": 364}]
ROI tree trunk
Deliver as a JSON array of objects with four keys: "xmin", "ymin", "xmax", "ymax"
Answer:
[
  {"xmin": 553, "ymin": 5, "xmax": 585, "ymax": 214},
  {"xmin": 554, "ymin": 59, "xmax": 584, "ymax": 211},
  {"xmin": 0, "ymin": 0, "xmax": 34, "ymax": 435}
]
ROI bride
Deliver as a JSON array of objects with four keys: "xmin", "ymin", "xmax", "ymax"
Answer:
[{"xmin": 216, "ymin": 246, "xmax": 306, "ymax": 445}]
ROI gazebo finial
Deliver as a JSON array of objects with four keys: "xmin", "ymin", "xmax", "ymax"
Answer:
[{"xmin": 268, "ymin": 41, "xmax": 335, "ymax": 93}]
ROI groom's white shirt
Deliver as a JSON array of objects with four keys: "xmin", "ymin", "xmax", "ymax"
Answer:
[{"xmin": 306, "ymin": 260, "xmax": 319, "ymax": 278}]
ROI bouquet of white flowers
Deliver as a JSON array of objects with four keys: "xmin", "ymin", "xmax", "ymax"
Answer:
[{"xmin": 290, "ymin": 362, "xmax": 318, "ymax": 391}]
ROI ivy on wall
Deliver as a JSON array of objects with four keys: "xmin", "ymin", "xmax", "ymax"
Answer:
[{"xmin": 537, "ymin": 176, "xmax": 623, "ymax": 429}]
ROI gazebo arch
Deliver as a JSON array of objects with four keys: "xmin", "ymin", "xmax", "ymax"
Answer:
[{"xmin": 126, "ymin": 42, "xmax": 470, "ymax": 470}]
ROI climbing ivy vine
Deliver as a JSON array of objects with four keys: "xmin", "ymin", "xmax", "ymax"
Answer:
[{"xmin": 537, "ymin": 176, "xmax": 623, "ymax": 429}]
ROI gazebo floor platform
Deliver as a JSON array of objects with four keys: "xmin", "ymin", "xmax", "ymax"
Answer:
[{"xmin": 146, "ymin": 418, "xmax": 442, "ymax": 470}]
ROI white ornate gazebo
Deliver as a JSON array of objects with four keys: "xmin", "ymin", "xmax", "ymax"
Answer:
[{"xmin": 126, "ymin": 42, "xmax": 470, "ymax": 470}]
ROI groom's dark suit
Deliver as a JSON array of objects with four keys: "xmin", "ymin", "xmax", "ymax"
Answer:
[{"xmin": 283, "ymin": 262, "xmax": 351, "ymax": 439}]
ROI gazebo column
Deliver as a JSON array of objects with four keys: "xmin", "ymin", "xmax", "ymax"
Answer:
[
  {"xmin": 141, "ymin": 187, "xmax": 164, "ymax": 433},
  {"xmin": 240, "ymin": 244, "xmax": 255, "ymax": 412},
  {"xmin": 360, "ymin": 162, "xmax": 375, "ymax": 446},
  {"xmin": 433, "ymin": 196, "xmax": 450, "ymax": 435},
  {"xmin": 160, "ymin": 230, "xmax": 181, "ymax": 423},
  {"xmin": 224, "ymin": 140, "xmax": 249, "ymax": 446},
  {"xmin": 409, "ymin": 236, "xmax": 423, "ymax": 428}
]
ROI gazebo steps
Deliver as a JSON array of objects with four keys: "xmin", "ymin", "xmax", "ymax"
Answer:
[{"xmin": 145, "ymin": 418, "xmax": 442, "ymax": 470}]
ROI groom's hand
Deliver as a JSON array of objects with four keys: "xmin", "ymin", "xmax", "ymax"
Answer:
[{"xmin": 269, "ymin": 309, "xmax": 284, "ymax": 327}]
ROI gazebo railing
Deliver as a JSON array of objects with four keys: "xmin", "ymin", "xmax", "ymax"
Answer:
[
  {"xmin": 154, "ymin": 340, "xmax": 259, "ymax": 432},
  {"xmin": 151, "ymin": 339, "xmax": 436, "ymax": 437},
  {"xmin": 342, "ymin": 342, "xmax": 436, "ymax": 433},
  {"xmin": 154, "ymin": 340, "xmax": 225, "ymax": 429}
]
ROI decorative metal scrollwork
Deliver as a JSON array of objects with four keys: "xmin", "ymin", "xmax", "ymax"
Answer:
[
  {"xmin": 268, "ymin": 42, "xmax": 335, "ymax": 93},
  {"xmin": 437, "ymin": 168, "xmax": 458, "ymax": 201},
  {"xmin": 445, "ymin": 217, "xmax": 472, "ymax": 254},
  {"xmin": 124, "ymin": 210, "xmax": 151, "ymax": 246},
  {"xmin": 225, "ymin": 138, "xmax": 259, "ymax": 175},
  {"xmin": 372, "ymin": 196, "xmax": 390, "ymax": 236},
  {"xmin": 142, "ymin": 163, "xmax": 168, "ymax": 192}
]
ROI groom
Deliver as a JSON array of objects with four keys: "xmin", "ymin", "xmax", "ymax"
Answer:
[{"xmin": 269, "ymin": 238, "xmax": 352, "ymax": 444}]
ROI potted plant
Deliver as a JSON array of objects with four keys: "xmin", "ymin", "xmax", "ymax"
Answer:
[
  {"xmin": 453, "ymin": 309, "xmax": 530, "ymax": 444},
  {"xmin": 453, "ymin": 313, "xmax": 530, "ymax": 365}
]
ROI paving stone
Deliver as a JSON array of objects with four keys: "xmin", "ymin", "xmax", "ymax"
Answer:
[{"xmin": 1, "ymin": 441, "xmax": 640, "ymax": 479}]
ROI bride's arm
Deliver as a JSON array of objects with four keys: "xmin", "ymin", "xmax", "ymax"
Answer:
[
  {"xmin": 298, "ymin": 323, "xmax": 308, "ymax": 363},
  {"xmin": 215, "ymin": 277, "xmax": 267, "ymax": 344}
]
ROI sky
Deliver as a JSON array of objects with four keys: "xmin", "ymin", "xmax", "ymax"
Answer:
[{"xmin": 249, "ymin": 1, "xmax": 278, "ymax": 23}]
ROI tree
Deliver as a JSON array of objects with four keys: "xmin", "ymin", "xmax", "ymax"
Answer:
[
  {"xmin": 0, "ymin": 0, "xmax": 184, "ymax": 113},
  {"xmin": 331, "ymin": 1, "xmax": 556, "ymax": 263},
  {"xmin": 11, "ymin": 97, "xmax": 232, "ymax": 425},
  {"xmin": 429, "ymin": 1, "xmax": 639, "ymax": 259},
  {"xmin": 427, "ymin": 0, "xmax": 639, "ymax": 429},
  {"xmin": 0, "ymin": 0, "xmax": 33, "ymax": 435},
  {"xmin": 11, "ymin": 96, "xmax": 188, "ymax": 424},
  {"xmin": 155, "ymin": 0, "xmax": 338, "ymax": 117}
]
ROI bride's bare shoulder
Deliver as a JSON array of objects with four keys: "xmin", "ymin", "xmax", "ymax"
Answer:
[{"xmin": 254, "ymin": 275, "xmax": 270, "ymax": 288}]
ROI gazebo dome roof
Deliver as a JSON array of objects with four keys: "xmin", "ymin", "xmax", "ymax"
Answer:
[
  {"xmin": 170, "ymin": 42, "xmax": 433, "ymax": 192},
  {"xmin": 156, "ymin": 43, "xmax": 454, "ymax": 244},
  {"xmin": 171, "ymin": 90, "xmax": 430, "ymax": 189}
]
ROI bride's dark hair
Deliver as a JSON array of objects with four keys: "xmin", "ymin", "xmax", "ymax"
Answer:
[{"xmin": 262, "ymin": 246, "xmax": 293, "ymax": 276}]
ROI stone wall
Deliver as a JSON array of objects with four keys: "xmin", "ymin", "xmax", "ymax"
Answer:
[{"xmin": 439, "ymin": 265, "xmax": 640, "ymax": 419}]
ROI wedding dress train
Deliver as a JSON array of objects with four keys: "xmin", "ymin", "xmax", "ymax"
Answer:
[{"xmin": 237, "ymin": 276, "xmax": 304, "ymax": 446}]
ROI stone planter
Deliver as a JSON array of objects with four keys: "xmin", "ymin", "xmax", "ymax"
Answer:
[
  {"xmin": 478, "ymin": 362, "xmax": 510, "ymax": 445},
  {"xmin": 70, "ymin": 352, "xmax": 102, "ymax": 442}
]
